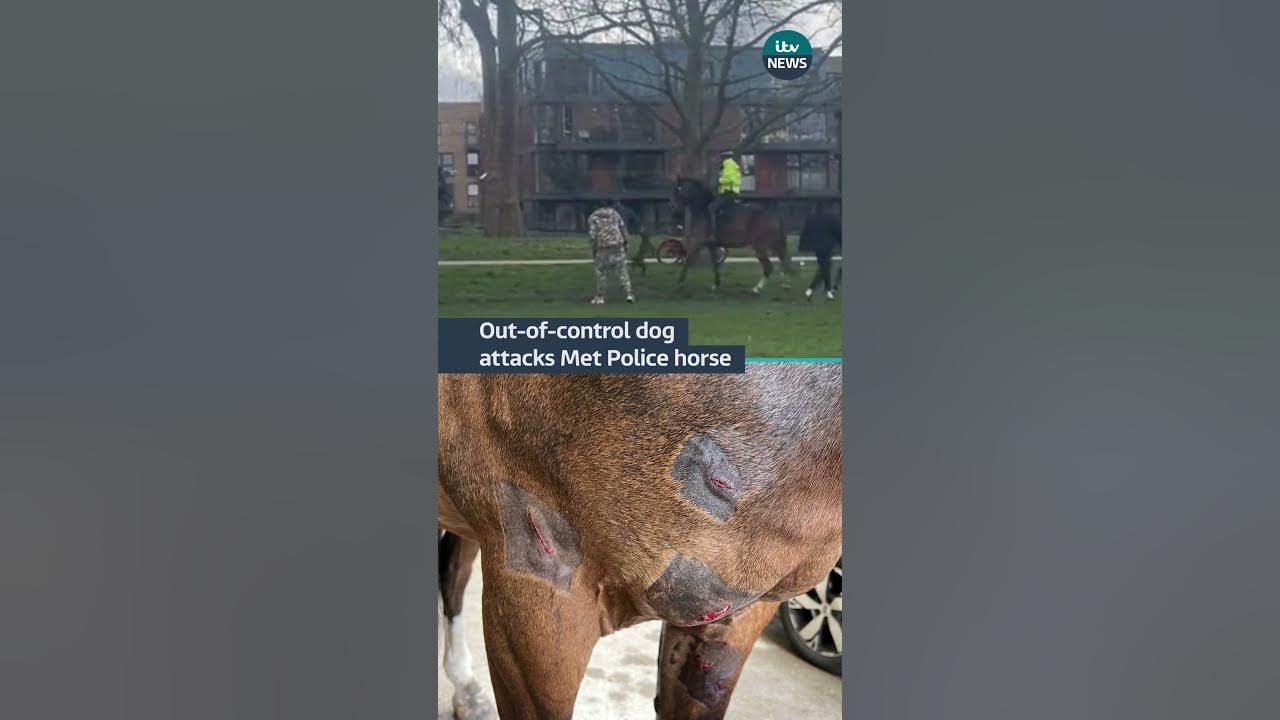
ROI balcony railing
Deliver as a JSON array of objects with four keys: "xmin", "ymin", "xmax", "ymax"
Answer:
[
  {"xmin": 564, "ymin": 123, "xmax": 661, "ymax": 145},
  {"xmin": 532, "ymin": 173, "xmax": 670, "ymax": 196}
]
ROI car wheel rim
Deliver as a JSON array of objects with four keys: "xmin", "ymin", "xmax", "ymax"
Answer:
[{"xmin": 786, "ymin": 563, "xmax": 842, "ymax": 658}]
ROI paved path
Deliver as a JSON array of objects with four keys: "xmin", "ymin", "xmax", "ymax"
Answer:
[
  {"xmin": 438, "ymin": 556, "xmax": 841, "ymax": 719},
  {"xmin": 439, "ymin": 256, "xmax": 842, "ymax": 267}
]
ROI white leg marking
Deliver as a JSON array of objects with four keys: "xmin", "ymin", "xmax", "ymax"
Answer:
[{"xmin": 443, "ymin": 617, "xmax": 475, "ymax": 687}]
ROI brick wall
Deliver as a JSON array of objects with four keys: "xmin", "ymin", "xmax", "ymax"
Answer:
[{"xmin": 438, "ymin": 102, "xmax": 482, "ymax": 216}]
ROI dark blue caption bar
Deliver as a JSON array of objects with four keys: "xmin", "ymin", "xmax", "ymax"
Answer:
[{"xmin": 438, "ymin": 318, "xmax": 745, "ymax": 374}]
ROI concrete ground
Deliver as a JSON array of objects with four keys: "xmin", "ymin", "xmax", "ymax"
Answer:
[{"xmin": 438, "ymin": 556, "xmax": 841, "ymax": 719}]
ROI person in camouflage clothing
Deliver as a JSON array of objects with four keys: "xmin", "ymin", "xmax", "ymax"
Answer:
[{"xmin": 588, "ymin": 201, "xmax": 635, "ymax": 304}]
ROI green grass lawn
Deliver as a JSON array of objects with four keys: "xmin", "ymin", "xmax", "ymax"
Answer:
[
  {"xmin": 440, "ymin": 231, "xmax": 590, "ymax": 260},
  {"xmin": 439, "ymin": 232, "xmax": 842, "ymax": 358}
]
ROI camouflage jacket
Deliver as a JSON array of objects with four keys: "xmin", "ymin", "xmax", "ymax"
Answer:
[{"xmin": 588, "ymin": 207, "xmax": 628, "ymax": 252}]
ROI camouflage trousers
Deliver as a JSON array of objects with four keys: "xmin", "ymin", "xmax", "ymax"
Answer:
[{"xmin": 594, "ymin": 248, "xmax": 633, "ymax": 298}]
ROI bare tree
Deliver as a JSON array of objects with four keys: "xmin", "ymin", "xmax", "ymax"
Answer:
[
  {"xmin": 541, "ymin": 0, "xmax": 841, "ymax": 181},
  {"xmin": 440, "ymin": 0, "xmax": 621, "ymax": 235},
  {"xmin": 439, "ymin": 0, "xmax": 510, "ymax": 234}
]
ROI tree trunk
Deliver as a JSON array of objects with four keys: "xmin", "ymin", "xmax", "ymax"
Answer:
[
  {"xmin": 681, "ymin": 0, "xmax": 707, "ymax": 182},
  {"xmin": 459, "ymin": 0, "xmax": 502, "ymax": 233},
  {"xmin": 479, "ymin": 58, "xmax": 499, "ymax": 232},
  {"xmin": 491, "ymin": 0, "xmax": 524, "ymax": 236}
]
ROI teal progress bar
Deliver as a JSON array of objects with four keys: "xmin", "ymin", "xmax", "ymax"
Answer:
[{"xmin": 745, "ymin": 357, "xmax": 842, "ymax": 363}]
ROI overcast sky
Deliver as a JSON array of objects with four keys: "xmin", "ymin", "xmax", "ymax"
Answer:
[{"xmin": 438, "ymin": 3, "xmax": 842, "ymax": 102}]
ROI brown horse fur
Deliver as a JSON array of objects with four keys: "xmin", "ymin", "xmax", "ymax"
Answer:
[
  {"xmin": 438, "ymin": 364, "xmax": 842, "ymax": 719},
  {"xmin": 671, "ymin": 177, "xmax": 791, "ymax": 293}
]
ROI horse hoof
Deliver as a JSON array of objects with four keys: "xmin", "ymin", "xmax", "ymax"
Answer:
[{"xmin": 453, "ymin": 682, "xmax": 497, "ymax": 720}]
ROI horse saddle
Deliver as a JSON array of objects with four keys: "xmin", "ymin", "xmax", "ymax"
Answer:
[{"xmin": 714, "ymin": 199, "xmax": 739, "ymax": 224}]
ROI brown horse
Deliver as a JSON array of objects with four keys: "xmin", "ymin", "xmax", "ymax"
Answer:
[
  {"xmin": 438, "ymin": 366, "xmax": 842, "ymax": 719},
  {"xmin": 672, "ymin": 177, "xmax": 791, "ymax": 293}
]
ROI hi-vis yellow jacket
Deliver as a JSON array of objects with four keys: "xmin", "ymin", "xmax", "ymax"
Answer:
[{"xmin": 717, "ymin": 158, "xmax": 742, "ymax": 195}]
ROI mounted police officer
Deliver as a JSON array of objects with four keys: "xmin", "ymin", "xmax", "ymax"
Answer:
[
  {"xmin": 587, "ymin": 199, "xmax": 636, "ymax": 304},
  {"xmin": 709, "ymin": 151, "xmax": 741, "ymax": 239}
]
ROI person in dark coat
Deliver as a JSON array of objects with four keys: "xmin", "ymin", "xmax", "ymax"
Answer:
[{"xmin": 798, "ymin": 199, "xmax": 842, "ymax": 300}]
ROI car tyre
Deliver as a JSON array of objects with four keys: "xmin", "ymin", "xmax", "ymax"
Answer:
[{"xmin": 778, "ymin": 559, "xmax": 842, "ymax": 675}]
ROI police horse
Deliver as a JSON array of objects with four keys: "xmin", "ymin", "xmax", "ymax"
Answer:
[
  {"xmin": 671, "ymin": 177, "xmax": 791, "ymax": 293},
  {"xmin": 438, "ymin": 367, "xmax": 842, "ymax": 719}
]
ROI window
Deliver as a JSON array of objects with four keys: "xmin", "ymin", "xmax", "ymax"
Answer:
[
  {"xmin": 437, "ymin": 123, "xmax": 444, "ymax": 143},
  {"xmin": 547, "ymin": 59, "xmax": 588, "ymax": 95},
  {"xmin": 467, "ymin": 152, "xmax": 480, "ymax": 178},
  {"xmin": 438, "ymin": 153, "xmax": 454, "ymax": 175},
  {"xmin": 786, "ymin": 154, "xmax": 829, "ymax": 190},
  {"xmin": 743, "ymin": 106, "xmax": 787, "ymax": 144},
  {"xmin": 465, "ymin": 121, "xmax": 479, "ymax": 146},
  {"xmin": 535, "ymin": 151, "xmax": 586, "ymax": 192},
  {"xmin": 467, "ymin": 183, "xmax": 479, "ymax": 209},
  {"xmin": 617, "ymin": 104, "xmax": 656, "ymax": 142},
  {"xmin": 620, "ymin": 152, "xmax": 664, "ymax": 191},
  {"xmin": 788, "ymin": 112, "xmax": 827, "ymax": 142},
  {"xmin": 740, "ymin": 154, "xmax": 756, "ymax": 192},
  {"xmin": 663, "ymin": 65, "xmax": 685, "ymax": 95},
  {"xmin": 532, "ymin": 201, "xmax": 557, "ymax": 228},
  {"xmin": 534, "ymin": 105, "xmax": 556, "ymax": 143}
]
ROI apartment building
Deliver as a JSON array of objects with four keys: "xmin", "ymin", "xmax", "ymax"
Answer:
[
  {"xmin": 437, "ymin": 101, "xmax": 482, "ymax": 221},
  {"xmin": 516, "ymin": 43, "xmax": 841, "ymax": 232}
]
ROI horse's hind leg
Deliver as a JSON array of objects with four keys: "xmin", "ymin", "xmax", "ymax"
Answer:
[
  {"xmin": 440, "ymin": 531, "xmax": 495, "ymax": 720},
  {"xmin": 655, "ymin": 600, "xmax": 780, "ymax": 719},
  {"xmin": 710, "ymin": 246, "xmax": 722, "ymax": 291},
  {"xmin": 753, "ymin": 252, "xmax": 773, "ymax": 294}
]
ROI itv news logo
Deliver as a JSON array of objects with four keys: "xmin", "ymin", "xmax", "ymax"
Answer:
[{"xmin": 762, "ymin": 30, "xmax": 813, "ymax": 81}]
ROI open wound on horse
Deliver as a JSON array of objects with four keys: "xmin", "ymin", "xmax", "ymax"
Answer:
[
  {"xmin": 668, "ymin": 631, "xmax": 743, "ymax": 712},
  {"xmin": 497, "ymin": 481, "xmax": 582, "ymax": 593},
  {"xmin": 671, "ymin": 433, "xmax": 744, "ymax": 521},
  {"xmin": 645, "ymin": 554, "xmax": 760, "ymax": 627}
]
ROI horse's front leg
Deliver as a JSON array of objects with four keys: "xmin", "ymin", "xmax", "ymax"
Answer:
[
  {"xmin": 709, "ymin": 246, "xmax": 721, "ymax": 291},
  {"xmin": 481, "ymin": 562, "xmax": 602, "ymax": 720},
  {"xmin": 655, "ymin": 600, "xmax": 779, "ymax": 719}
]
